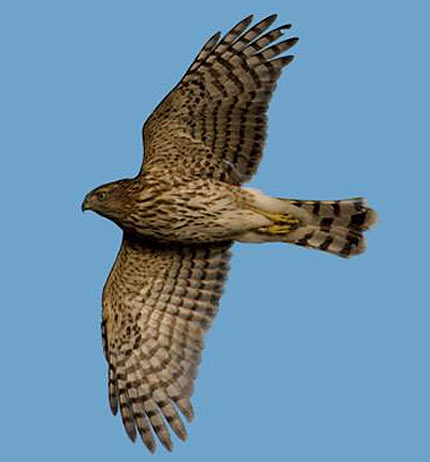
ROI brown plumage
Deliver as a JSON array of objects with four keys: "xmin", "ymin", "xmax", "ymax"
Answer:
[{"xmin": 83, "ymin": 14, "xmax": 378, "ymax": 453}]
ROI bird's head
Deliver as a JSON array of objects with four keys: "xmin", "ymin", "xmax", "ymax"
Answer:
[{"xmin": 82, "ymin": 179, "xmax": 135, "ymax": 222}]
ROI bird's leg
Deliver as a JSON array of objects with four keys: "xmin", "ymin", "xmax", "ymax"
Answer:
[
  {"xmin": 253, "ymin": 209, "xmax": 301, "ymax": 235},
  {"xmin": 239, "ymin": 186, "xmax": 304, "ymax": 235}
]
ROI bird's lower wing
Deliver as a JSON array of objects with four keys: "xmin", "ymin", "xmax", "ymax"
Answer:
[{"xmin": 101, "ymin": 233, "xmax": 232, "ymax": 452}]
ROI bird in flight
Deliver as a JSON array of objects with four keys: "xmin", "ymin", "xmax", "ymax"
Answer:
[{"xmin": 82, "ymin": 14, "xmax": 377, "ymax": 453}]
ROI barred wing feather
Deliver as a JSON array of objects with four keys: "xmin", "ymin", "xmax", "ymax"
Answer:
[{"xmin": 141, "ymin": 15, "xmax": 299, "ymax": 184}]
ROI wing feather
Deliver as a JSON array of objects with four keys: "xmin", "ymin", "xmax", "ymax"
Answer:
[
  {"xmin": 141, "ymin": 15, "xmax": 299, "ymax": 184},
  {"xmin": 186, "ymin": 30, "xmax": 221, "ymax": 75},
  {"xmin": 102, "ymin": 233, "xmax": 232, "ymax": 452},
  {"xmin": 210, "ymin": 14, "xmax": 254, "ymax": 56}
]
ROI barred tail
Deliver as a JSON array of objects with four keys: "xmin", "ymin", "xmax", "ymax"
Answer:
[{"xmin": 283, "ymin": 198, "xmax": 378, "ymax": 257}]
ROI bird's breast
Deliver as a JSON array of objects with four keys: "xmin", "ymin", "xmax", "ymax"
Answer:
[{"xmin": 120, "ymin": 181, "xmax": 252, "ymax": 243}]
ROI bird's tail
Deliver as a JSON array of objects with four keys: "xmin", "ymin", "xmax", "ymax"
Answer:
[
  {"xmin": 278, "ymin": 198, "xmax": 378, "ymax": 257},
  {"xmin": 242, "ymin": 191, "xmax": 378, "ymax": 257}
]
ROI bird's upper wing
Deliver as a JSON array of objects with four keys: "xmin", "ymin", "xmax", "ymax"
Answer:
[
  {"xmin": 102, "ymin": 233, "xmax": 232, "ymax": 452},
  {"xmin": 140, "ymin": 15, "xmax": 298, "ymax": 184}
]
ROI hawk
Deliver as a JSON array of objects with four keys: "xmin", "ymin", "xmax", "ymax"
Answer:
[{"xmin": 82, "ymin": 15, "xmax": 377, "ymax": 453}]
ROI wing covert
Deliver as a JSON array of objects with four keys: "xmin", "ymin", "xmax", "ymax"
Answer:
[
  {"xmin": 102, "ymin": 233, "xmax": 232, "ymax": 452},
  {"xmin": 141, "ymin": 15, "xmax": 299, "ymax": 184}
]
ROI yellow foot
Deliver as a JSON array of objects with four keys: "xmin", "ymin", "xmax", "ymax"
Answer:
[{"xmin": 254, "ymin": 210, "xmax": 301, "ymax": 235}]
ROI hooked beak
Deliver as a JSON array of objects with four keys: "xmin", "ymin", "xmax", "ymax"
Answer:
[{"xmin": 81, "ymin": 195, "xmax": 90, "ymax": 212}]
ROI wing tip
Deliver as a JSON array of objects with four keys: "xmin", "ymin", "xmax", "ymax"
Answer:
[
  {"xmin": 211, "ymin": 30, "xmax": 222, "ymax": 42},
  {"xmin": 277, "ymin": 54, "xmax": 296, "ymax": 65},
  {"xmin": 146, "ymin": 440, "xmax": 157, "ymax": 454},
  {"xmin": 162, "ymin": 439, "xmax": 174, "ymax": 452},
  {"xmin": 263, "ymin": 13, "xmax": 278, "ymax": 22}
]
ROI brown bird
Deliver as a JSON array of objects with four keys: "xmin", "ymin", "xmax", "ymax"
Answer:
[{"xmin": 82, "ymin": 14, "xmax": 378, "ymax": 453}]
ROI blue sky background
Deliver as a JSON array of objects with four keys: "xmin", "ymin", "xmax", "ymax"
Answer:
[{"xmin": 1, "ymin": 0, "xmax": 429, "ymax": 460}]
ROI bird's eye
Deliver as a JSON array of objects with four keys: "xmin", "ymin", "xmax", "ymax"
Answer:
[{"xmin": 97, "ymin": 191, "xmax": 107, "ymax": 201}]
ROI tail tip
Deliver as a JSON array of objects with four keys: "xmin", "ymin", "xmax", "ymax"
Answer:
[{"xmin": 365, "ymin": 207, "xmax": 379, "ymax": 229}]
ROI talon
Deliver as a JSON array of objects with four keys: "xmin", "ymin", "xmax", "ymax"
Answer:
[
  {"xmin": 252, "ymin": 209, "xmax": 301, "ymax": 228},
  {"xmin": 255, "ymin": 210, "xmax": 301, "ymax": 235}
]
